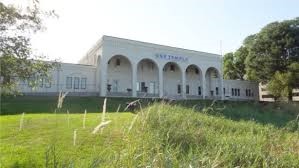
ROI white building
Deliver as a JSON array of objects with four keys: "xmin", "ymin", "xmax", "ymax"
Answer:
[
  {"xmin": 18, "ymin": 35, "xmax": 259, "ymax": 100},
  {"xmin": 259, "ymin": 83, "xmax": 299, "ymax": 101}
]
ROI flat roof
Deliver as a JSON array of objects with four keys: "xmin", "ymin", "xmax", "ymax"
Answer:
[{"xmin": 103, "ymin": 35, "xmax": 221, "ymax": 58}]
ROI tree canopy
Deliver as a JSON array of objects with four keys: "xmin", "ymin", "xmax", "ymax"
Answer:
[
  {"xmin": 0, "ymin": 1, "xmax": 58, "ymax": 95},
  {"xmin": 223, "ymin": 17, "xmax": 299, "ymax": 100},
  {"xmin": 246, "ymin": 18, "xmax": 299, "ymax": 82}
]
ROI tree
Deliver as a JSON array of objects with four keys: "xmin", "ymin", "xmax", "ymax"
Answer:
[
  {"xmin": 223, "ymin": 52, "xmax": 238, "ymax": 79},
  {"xmin": 245, "ymin": 18, "xmax": 299, "ymax": 100},
  {"xmin": 0, "ymin": 1, "xmax": 58, "ymax": 95},
  {"xmin": 267, "ymin": 71, "xmax": 293, "ymax": 101},
  {"xmin": 223, "ymin": 35, "xmax": 255, "ymax": 80},
  {"xmin": 233, "ymin": 46, "xmax": 248, "ymax": 80},
  {"xmin": 224, "ymin": 18, "xmax": 299, "ymax": 101},
  {"xmin": 245, "ymin": 18, "xmax": 299, "ymax": 82}
]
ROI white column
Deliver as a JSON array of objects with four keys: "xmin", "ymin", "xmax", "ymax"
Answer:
[
  {"xmin": 132, "ymin": 63, "xmax": 137, "ymax": 97},
  {"xmin": 159, "ymin": 67, "xmax": 163, "ymax": 98},
  {"xmin": 100, "ymin": 60, "xmax": 107, "ymax": 97},
  {"xmin": 202, "ymin": 70, "xmax": 206, "ymax": 99},
  {"xmin": 95, "ymin": 56, "xmax": 101, "ymax": 94},
  {"xmin": 220, "ymin": 76, "xmax": 224, "ymax": 100},
  {"xmin": 182, "ymin": 71, "xmax": 186, "ymax": 99}
]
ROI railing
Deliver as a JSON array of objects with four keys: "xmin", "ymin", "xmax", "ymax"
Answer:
[{"xmin": 106, "ymin": 92, "xmax": 132, "ymax": 97}]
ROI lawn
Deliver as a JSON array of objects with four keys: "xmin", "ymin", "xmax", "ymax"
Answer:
[
  {"xmin": 0, "ymin": 112, "xmax": 135, "ymax": 167},
  {"xmin": 0, "ymin": 96, "xmax": 299, "ymax": 167}
]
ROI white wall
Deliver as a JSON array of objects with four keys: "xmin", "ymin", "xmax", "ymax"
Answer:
[
  {"xmin": 17, "ymin": 63, "xmax": 96, "ymax": 95},
  {"xmin": 137, "ymin": 59, "xmax": 159, "ymax": 94},
  {"xmin": 107, "ymin": 56, "xmax": 132, "ymax": 93},
  {"xmin": 205, "ymin": 68, "xmax": 221, "ymax": 97},
  {"xmin": 101, "ymin": 36, "xmax": 223, "ymax": 98},
  {"xmin": 185, "ymin": 66, "xmax": 202, "ymax": 96},
  {"xmin": 163, "ymin": 63, "xmax": 182, "ymax": 96},
  {"xmin": 224, "ymin": 80, "xmax": 259, "ymax": 100}
]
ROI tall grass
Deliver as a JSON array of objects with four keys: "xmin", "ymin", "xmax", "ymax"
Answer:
[
  {"xmin": 125, "ymin": 103, "xmax": 299, "ymax": 167},
  {"xmin": 83, "ymin": 109, "xmax": 87, "ymax": 129},
  {"xmin": 92, "ymin": 98, "xmax": 112, "ymax": 134},
  {"xmin": 1, "ymin": 98, "xmax": 299, "ymax": 167},
  {"xmin": 19, "ymin": 112, "xmax": 25, "ymax": 131}
]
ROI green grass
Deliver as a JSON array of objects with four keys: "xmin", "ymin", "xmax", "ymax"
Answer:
[
  {"xmin": 0, "ymin": 96, "xmax": 299, "ymax": 167},
  {"xmin": 2, "ymin": 96, "xmax": 298, "ymax": 128},
  {"xmin": 1, "ymin": 96, "xmax": 142, "ymax": 114},
  {"xmin": 0, "ymin": 112, "xmax": 135, "ymax": 167}
]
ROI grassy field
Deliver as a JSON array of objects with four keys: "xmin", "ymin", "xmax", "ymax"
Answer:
[{"xmin": 0, "ymin": 96, "xmax": 299, "ymax": 167}]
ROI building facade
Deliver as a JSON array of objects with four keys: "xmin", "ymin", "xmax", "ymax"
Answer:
[
  {"xmin": 259, "ymin": 83, "xmax": 299, "ymax": 101},
  {"xmin": 18, "ymin": 36, "xmax": 259, "ymax": 100}
]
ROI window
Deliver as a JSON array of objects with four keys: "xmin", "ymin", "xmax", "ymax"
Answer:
[
  {"xmin": 246, "ymin": 89, "xmax": 252, "ymax": 97},
  {"xmin": 235, "ymin": 88, "xmax": 238, "ymax": 96},
  {"xmin": 177, "ymin": 84, "xmax": 181, "ymax": 94},
  {"xmin": 292, "ymin": 92, "xmax": 299, "ymax": 96},
  {"xmin": 170, "ymin": 64, "xmax": 175, "ymax": 71},
  {"xmin": 66, "ymin": 77, "xmax": 72, "ymax": 89},
  {"xmin": 116, "ymin": 58, "xmax": 121, "ymax": 66},
  {"xmin": 141, "ymin": 82, "xmax": 146, "ymax": 92},
  {"xmin": 212, "ymin": 70, "xmax": 218, "ymax": 78},
  {"xmin": 74, "ymin": 77, "xmax": 80, "ymax": 89},
  {"xmin": 216, "ymin": 87, "xmax": 219, "ymax": 95},
  {"xmin": 198, "ymin": 86, "xmax": 201, "ymax": 95},
  {"xmin": 223, "ymin": 88, "xmax": 226, "ymax": 95},
  {"xmin": 232, "ymin": 88, "xmax": 234, "ymax": 96},
  {"xmin": 149, "ymin": 82, "xmax": 155, "ymax": 94},
  {"xmin": 45, "ymin": 80, "xmax": 51, "ymax": 88},
  {"xmin": 81, "ymin": 78, "xmax": 87, "ymax": 89},
  {"xmin": 186, "ymin": 85, "xmax": 189, "ymax": 94},
  {"xmin": 195, "ymin": 68, "xmax": 199, "ymax": 74},
  {"xmin": 237, "ymin": 89, "xmax": 240, "ymax": 96},
  {"xmin": 262, "ymin": 94, "xmax": 274, "ymax": 98},
  {"xmin": 245, "ymin": 89, "xmax": 248, "ymax": 96}
]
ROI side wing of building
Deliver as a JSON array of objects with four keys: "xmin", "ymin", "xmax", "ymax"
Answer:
[
  {"xmin": 223, "ymin": 80, "xmax": 259, "ymax": 101},
  {"xmin": 17, "ymin": 63, "xmax": 97, "ymax": 96}
]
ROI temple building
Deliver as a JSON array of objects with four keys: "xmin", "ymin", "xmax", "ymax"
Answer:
[{"xmin": 18, "ymin": 36, "xmax": 259, "ymax": 100}]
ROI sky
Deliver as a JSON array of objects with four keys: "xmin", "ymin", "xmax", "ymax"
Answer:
[{"xmin": 4, "ymin": 0, "xmax": 299, "ymax": 63}]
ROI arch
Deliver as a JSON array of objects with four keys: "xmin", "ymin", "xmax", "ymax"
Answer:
[
  {"xmin": 162, "ymin": 62, "xmax": 183, "ymax": 98},
  {"xmin": 185, "ymin": 64, "xmax": 203, "ymax": 97},
  {"xmin": 136, "ymin": 58, "xmax": 159, "ymax": 97},
  {"xmin": 106, "ymin": 55, "xmax": 133, "ymax": 96},
  {"xmin": 205, "ymin": 67, "xmax": 221, "ymax": 99},
  {"xmin": 106, "ymin": 54, "xmax": 132, "ymax": 65}
]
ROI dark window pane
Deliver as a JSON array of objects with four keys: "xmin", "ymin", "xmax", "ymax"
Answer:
[
  {"xmin": 81, "ymin": 78, "xmax": 87, "ymax": 89},
  {"xmin": 177, "ymin": 85, "xmax": 181, "ymax": 94},
  {"xmin": 170, "ymin": 64, "xmax": 175, "ymax": 71},
  {"xmin": 74, "ymin": 77, "xmax": 80, "ymax": 89}
]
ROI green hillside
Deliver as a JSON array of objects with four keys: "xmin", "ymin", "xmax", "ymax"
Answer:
[{"xmin": 0, "ymin": 97, "xmax": 299, "ymax": 167}]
